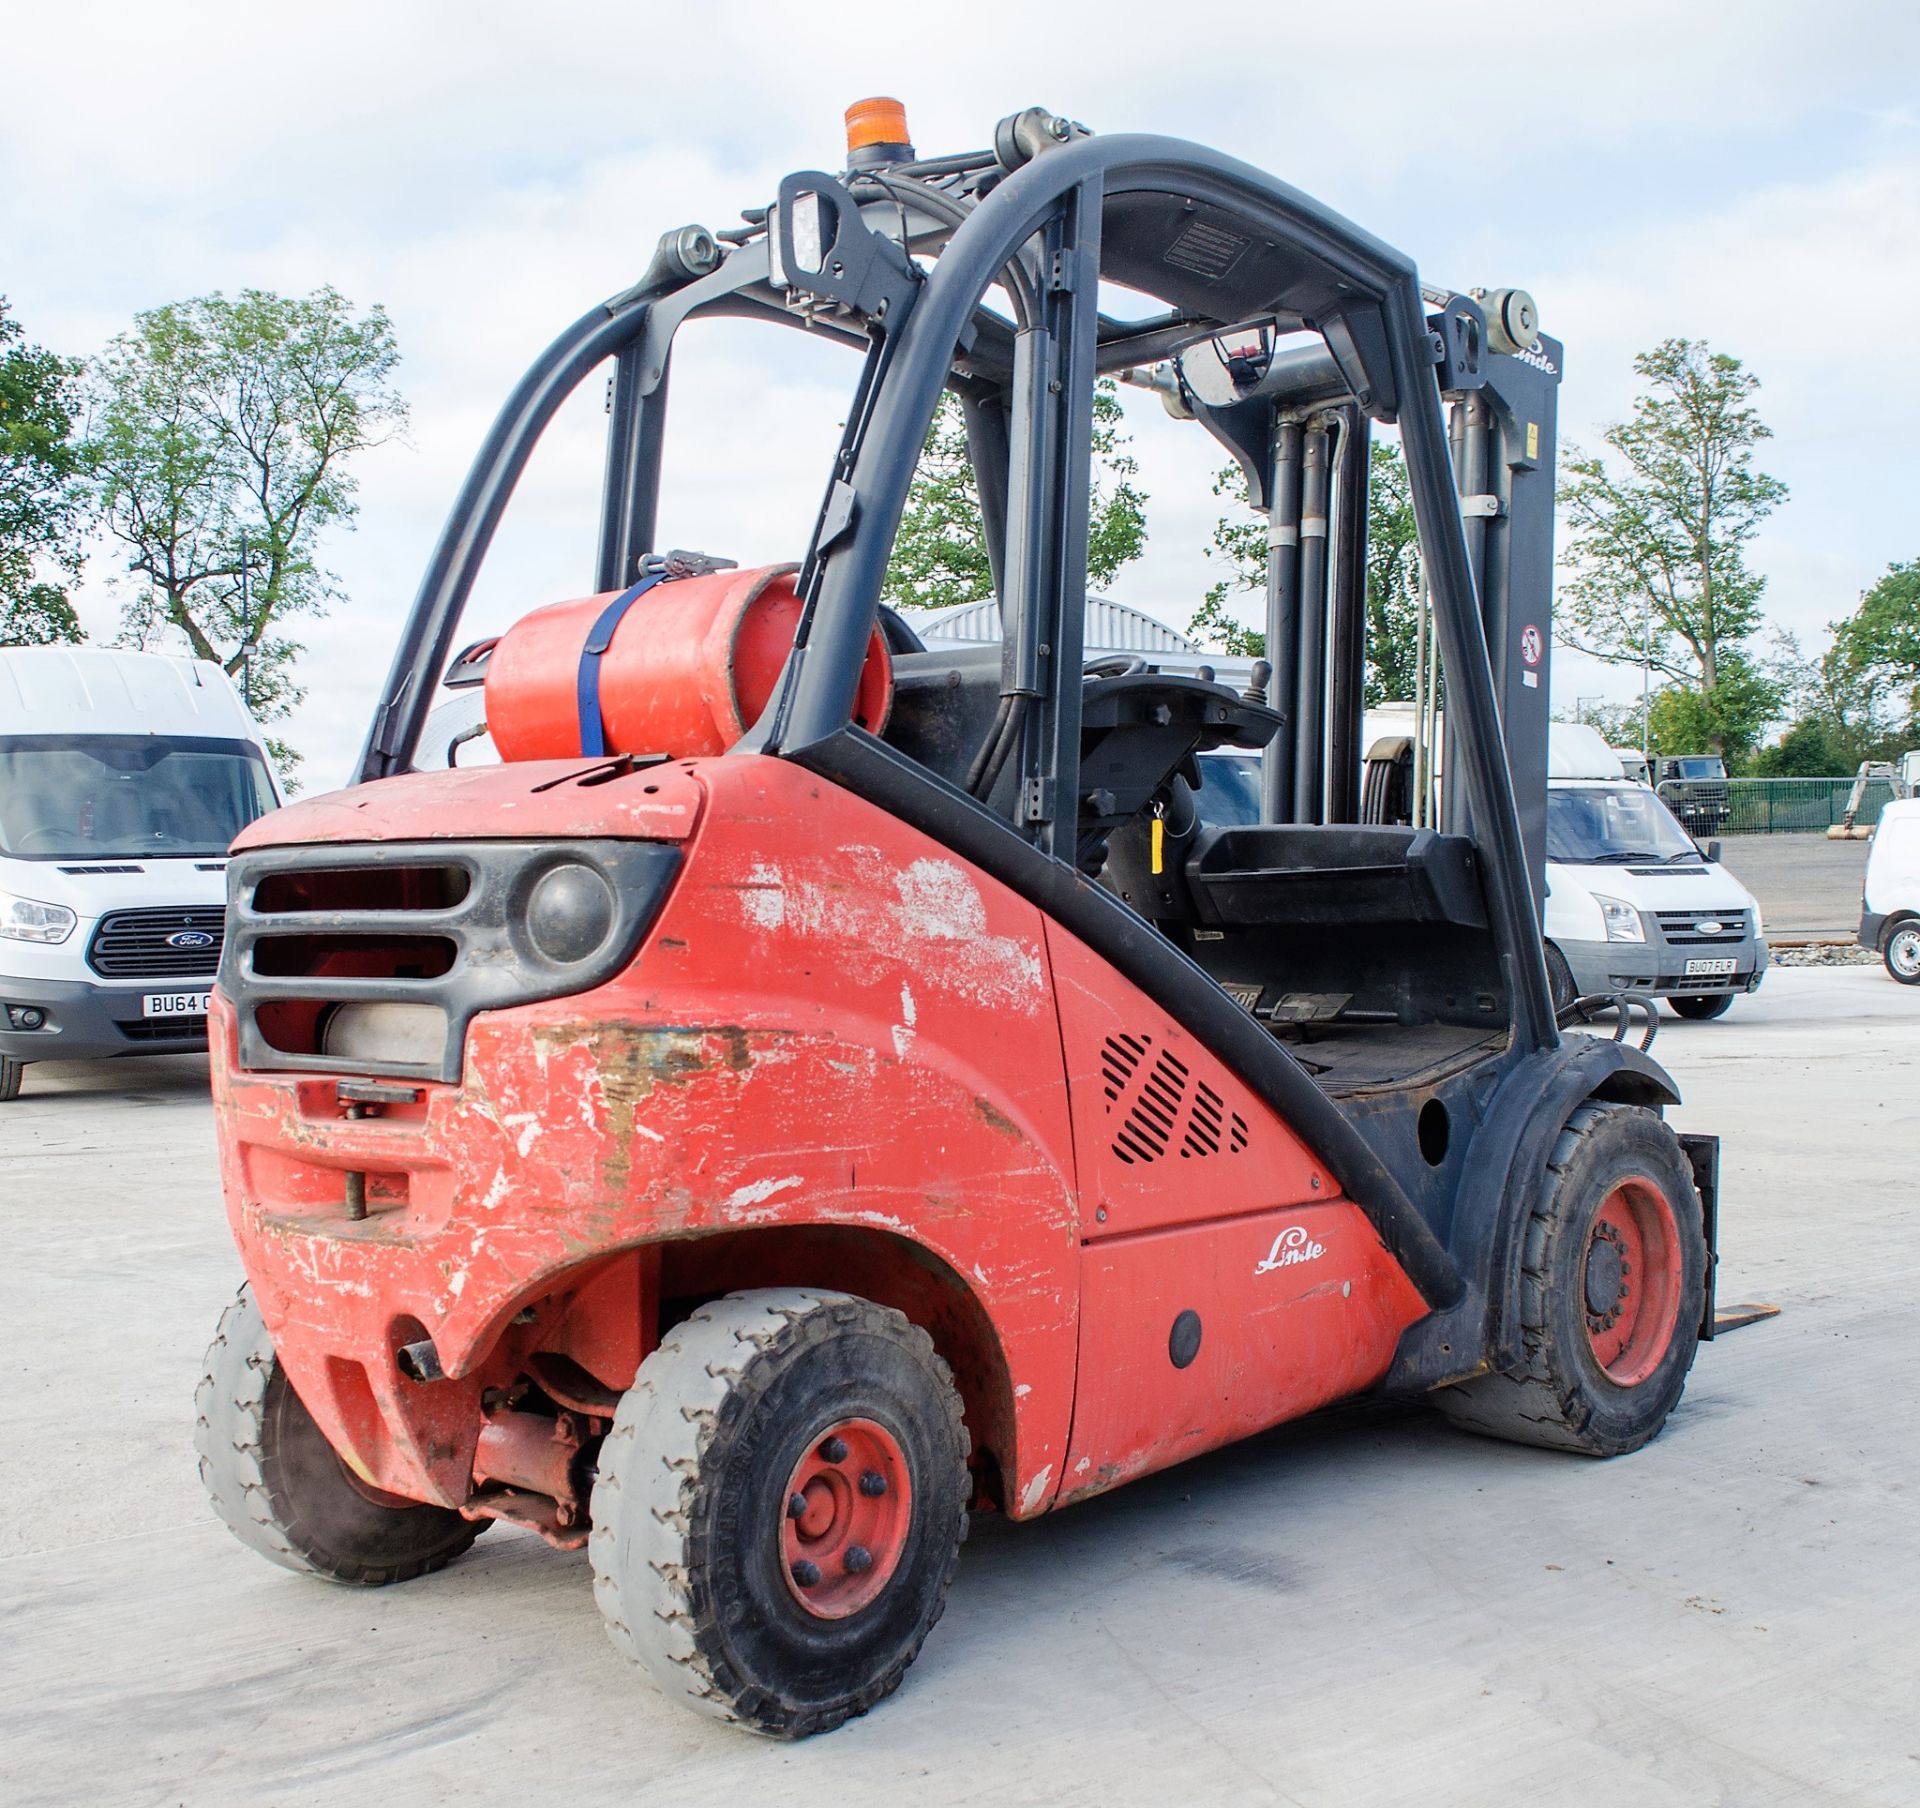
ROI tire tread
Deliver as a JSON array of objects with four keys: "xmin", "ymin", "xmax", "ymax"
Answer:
[
  {"xmin": 589, "ymin": 1288, "xmax": 968, "ymax": 1737},
  {"xmin": 193, "ymin": 1283, "xmax": 481, "ymax": 1586},
  {"xmin": 1435, "ymin": 1103, "xmax": 1703, "ymax": 1456}
]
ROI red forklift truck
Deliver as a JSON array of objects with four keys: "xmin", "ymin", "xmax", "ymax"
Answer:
[{"xmin": 196, "ymin": 101, "xmax": 1720, "ymax": 1737}]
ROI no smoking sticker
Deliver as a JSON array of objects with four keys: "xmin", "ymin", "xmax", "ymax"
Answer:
[{"xmin": 1520, "ymin": 624, "xmax": 1543, "ymax": 667}]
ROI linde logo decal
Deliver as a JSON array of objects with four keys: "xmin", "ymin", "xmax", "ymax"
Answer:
[{"xmin": 1254, "ymin": 1224, "xmax": 1326, "ymax": 1274}]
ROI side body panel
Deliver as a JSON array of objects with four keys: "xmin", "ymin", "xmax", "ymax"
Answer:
[{"xmin": 1046, "ymin": 923, "xmax": 1428, "ymax": 1502}]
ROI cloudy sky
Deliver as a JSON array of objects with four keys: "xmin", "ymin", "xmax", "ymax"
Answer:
[{"xmin": 6, "ymin": 1, "xmax": 1918, "ymax": 786}]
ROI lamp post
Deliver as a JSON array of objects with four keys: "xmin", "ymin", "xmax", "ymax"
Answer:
[
  {"xmin": 239, "ymin": 534, "xmax": 252, "ymax": 709},
  {"xmin": 1641, "ymin": 593, "xmax": 1651, "ymax": 767}
]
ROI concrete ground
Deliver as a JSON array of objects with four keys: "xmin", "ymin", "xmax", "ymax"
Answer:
[
  {"xmin": 1718, "ymin": 833, "xmax": 1869, "ymax": 940},
  {"xmin": 2, "ymin": 966, "xmax": 1915, "ymax": 1807}
]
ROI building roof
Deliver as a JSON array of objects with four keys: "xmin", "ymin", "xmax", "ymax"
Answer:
[{"xmin": 913, "ymin": 595, "xmax": 1204, "ymax": 654}]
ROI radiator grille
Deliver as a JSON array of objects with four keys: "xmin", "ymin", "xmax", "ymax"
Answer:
[
  {"xmin": 86, "ymin": 907, "xmax": 225, "ymax": 978},
  {"xmin": 115, "ymin": 1015, "xmax": 210, "ymax": 1042},
  {"xmin": 1654, "ymin": 909, "xmax": 1749, "ymax": 947}
]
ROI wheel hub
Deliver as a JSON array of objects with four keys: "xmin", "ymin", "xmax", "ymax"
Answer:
[
  {"xmin": 780, "ymin": 1417, "xmax": 913, "ymax": 1619},
  {"xmin": 1582, "ymin": 1178, "xmax": 1684, "ymax": 1386},
  {"xmin": 1583, "ymin": 1222, "xmax": 1628, "ymax": 1325}
]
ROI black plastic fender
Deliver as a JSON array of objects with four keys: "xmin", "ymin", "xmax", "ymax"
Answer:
[{"xmin": 1385, "ymin": 1035, "xmax": 1681, "ymax": 1392}]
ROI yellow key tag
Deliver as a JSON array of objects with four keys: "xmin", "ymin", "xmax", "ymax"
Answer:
[{"xmin": 1151, "ymin": 813, "xmax": 1165, "ymax": 875}]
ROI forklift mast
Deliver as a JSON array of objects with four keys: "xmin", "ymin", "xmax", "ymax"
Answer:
[
  {"xmin": 1162, "ymin": 292, "xmax": 1562, "ymax": 903},
  {"xmin": 1446, "ymin": 313, "xmax": 1562, "ymax": 906}
]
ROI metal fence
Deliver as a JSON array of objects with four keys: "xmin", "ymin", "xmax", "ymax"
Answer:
[{"xmin": 1657, "ymin": 776, "xmax": 1898, "ymax": 836}]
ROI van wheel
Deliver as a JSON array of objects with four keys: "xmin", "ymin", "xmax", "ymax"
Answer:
[
  {"xmin": 1885, "ymin": 923, "xmax": 1920, "ymax": 985},
  {"xmin": 0, "ymin": 1057, "xmax": 21, "ymax": 1101},
  {"xmin": 1435, "ymin": 1103, "xmax": 1705, "ymax": 1456},
  {"xmin": 195, "ymin": 1284, "xmax": 485, "ymax": 1584},
  {"xmin": 1667, "ymin": 993, "xmax": 1735, "ymax": 1020},
  {"xmin": 1544, "ymin": 944, "xmax": 1577, "ymax": 1016},
  {"xmin": 590, "ymin": 1289, "xmax": 969, "ymax": 1737}
]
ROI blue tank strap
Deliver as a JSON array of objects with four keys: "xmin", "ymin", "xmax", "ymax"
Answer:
[{"xmin": 574, "ymin": 572, "xmax": 668, "ymax": 757}]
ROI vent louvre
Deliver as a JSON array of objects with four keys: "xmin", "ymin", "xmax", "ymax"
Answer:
[
  {"xmin": 1101, "ymin": 1031, "xmax": 1151, "ymax": 1102},
  {"xmin": 1101, "ymin": 1035, "xmax": 1247, "ymax": 1166}
]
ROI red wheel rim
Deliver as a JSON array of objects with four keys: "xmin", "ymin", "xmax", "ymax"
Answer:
[
  {"xmin": 1583, "ymin": 1177, "xmax": 1683, "ymax": 1386},
  {"xmin": 780, "ymin": 1417, "xmax": 913, "ymax": 1619}
]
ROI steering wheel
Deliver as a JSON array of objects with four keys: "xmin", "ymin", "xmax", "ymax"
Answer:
[{"xmin": 12, "ymin": 824, "xmax": 73, "ymax": 853}]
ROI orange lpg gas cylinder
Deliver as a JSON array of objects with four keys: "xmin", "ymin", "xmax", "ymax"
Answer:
[{"xmin": 485, "ymin": 563, "xmax": 893, "ymax": 762}]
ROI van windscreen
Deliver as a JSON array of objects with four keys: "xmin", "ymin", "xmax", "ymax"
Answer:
[
  {"xmin": 0, "ymin": 735, "xmax": 276, "ymax": 860},
  {"xmin": 1547, "ymin": 785, "xmax": 1700, "ymax": 864}
]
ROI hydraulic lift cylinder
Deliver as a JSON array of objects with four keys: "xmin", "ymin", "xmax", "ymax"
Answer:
[
  {"xmin": 1291, "ymin": 418, "xmax": 1332, "ymax": 824},
  {"xmin": 1325, "ymin": 410, "xmax": 1369, "ymax": 825},
  {"xmin": 1261, "ymin": 417, "xmax": 1303, "ymax": 823}
]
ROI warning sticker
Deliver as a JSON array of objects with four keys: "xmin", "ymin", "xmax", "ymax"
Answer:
[{"xmin": 1520, "ymin": 624, "xmax": 1543, "ymax": 668}]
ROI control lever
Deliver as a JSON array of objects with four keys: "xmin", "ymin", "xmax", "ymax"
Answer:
[{"xmin": 1243, "ymin": 659, "xmax": 1273, "ymax": 706}]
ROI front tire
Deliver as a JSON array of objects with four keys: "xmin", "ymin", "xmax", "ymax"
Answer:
[
  {"xmin": 0, "ymin": 1056, "xmax": 21, "ymax": 1101},
  {"xmin": 194, "ymin": 1284, "xmax": 484, "ymax": 1584},
  {"xmin": 1885, "ymin": 922, "xmax": 1920, "ymax": 985},
  {"xmin": 590, "ymin": 1289, "xmax": 969, "ymax": 1738},
  {"xmin": 1668, "ymin": 992, "xmax": 1735, "ymax": 1020},
  {"xmin": 1544, "ymin": 943, "xmax": 1577, "ymax": 1017},
  {"xmin": 1436, "ymin": 1103, "xmax": 1706, "ymax": 1456}
]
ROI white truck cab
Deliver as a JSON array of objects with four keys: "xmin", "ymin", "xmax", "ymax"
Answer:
[
  {"xmin": 1542, "ymin": 724, "xmax": 1765, "ymax": 1020},
  {"xmin": 0, "ymin": 648, "xmax": 282, "ymax": 1098},
  {"xmin": 1860, "ymin": 796, "xmax": 1920, "ymax": 984}
]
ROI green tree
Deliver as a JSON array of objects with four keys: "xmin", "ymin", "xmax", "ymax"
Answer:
[
  {"xmin": 883, "ymin": 378, "xmax": 1147, "ymax": 612},
  {"xmin": 1748, "ymin": 567, "xmax": 1920, "ymax": 774},
  {"xmin": 1188, "ymin": 439, "xmax": 1423, "ymax": 705},
  {"xmin": 1557, "ymin": 338, "xmax": 1788, "ymax": 757},
  {"xmin": 88, "ymin": 288, "xmax": 406, "ymax": 752},
  {"xmin": 1746, "ymin": 717, "xmax": 1857, "ymax": 778},
  {"xmin": 1831, "ymin": 560, "xmax": 1920, "ymax": 723},
  {"xmin": 1643, "ymin": 653, "xmax": 1780, "ymax": 767},
  {"xmin": 0, "ymin": 297, "xmax": 90, "ymax": 645}
]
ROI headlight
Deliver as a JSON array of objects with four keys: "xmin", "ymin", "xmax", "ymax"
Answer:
[
  {"xmin": 1594, "ymin": 893, "xmax": 1645, "ymax": 943},
  {"xmin": 1754, "ymin": 901, "xmax": 1766, "ymax": 938},
  {"xmin": 524, "ymin": 862, "xmax": 616, "ymax": 964},
  {"xmin": 0, "ymin": 890, "xmax": 77, "ymax": 944}
]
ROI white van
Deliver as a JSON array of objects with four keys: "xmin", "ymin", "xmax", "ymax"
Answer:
[
  {"xmin": 1195, "ymin": 716, "xmax": 1767, "ymax": 1020},
  {"xmin": 1860, "ymin": 796, "xmax": 1920, "ymax": 984},
  {"xmin": 1540, "ymin": 724, "xmax": 1765, "ymax": 1020},
  {"xmin": 0, "ymin": 648, "xmax": 282, "ymax": 1099}
]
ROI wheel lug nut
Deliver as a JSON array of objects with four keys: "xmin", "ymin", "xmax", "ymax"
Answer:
[
  {"xmin": 791, "ymin": 1560, "xmax": 822, "ymax": 1587},
  {"xmin": 820, "ymin": 1435, "xmax": 849, "ymax": 1463},
  {"xmin": 859, "ymin": 1470, "xmax": 888, "ymax": 1497},
  {"xmin": 787, "ymin": 1492, "xmax": 808, "ymax": 1519},
  {"xmin": 844, "ymin": 1544, "xmax": 873, "ymax": 1574}
]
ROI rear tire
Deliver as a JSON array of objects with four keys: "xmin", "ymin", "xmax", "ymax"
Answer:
[
  {"xmin": 194, "ymin": 1283, "xmax": 484, "ymax": 1584},
  {"xmin": 1667, "ymin": 993, "xmax": 1735, "ymax": 1020},
  {"xmin": 0, "ymin": 1057, "xmax": 21, "ymax": 1101},
  {"xmin": 1435, "ymin": 1103, "xmax": 1705, "ymax": 1456},
  {"xmin": 1885, "ymin": 923, "xmax": 1920, "ymax": 985},
  {"xmin": 590, "ymin": 1289, "xmax": 969, "ymax": 1737}
]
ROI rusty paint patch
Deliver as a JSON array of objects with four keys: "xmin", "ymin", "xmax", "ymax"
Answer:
[
  {"xmin": 973, "ymin": 1097, "xmax": 1021, "ymax": 1140},
  {"xmin": 527, "ymin": 1021, "xmax": 755, "ymax": 1195}
]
